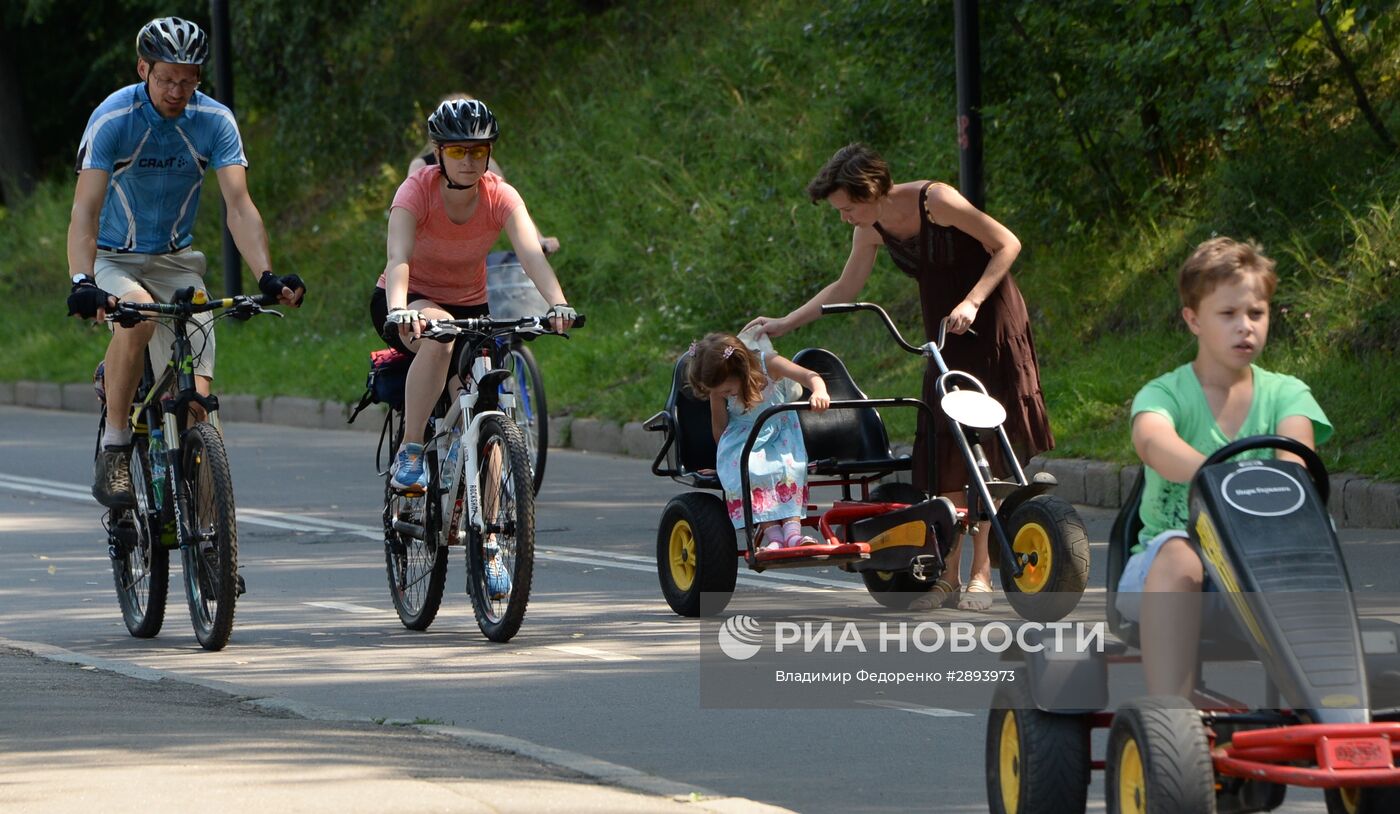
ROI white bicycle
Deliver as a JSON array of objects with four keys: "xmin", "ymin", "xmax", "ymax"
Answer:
[{"xmin": 382, "ymin": 313, "xmax": 582, "ymax": 642}]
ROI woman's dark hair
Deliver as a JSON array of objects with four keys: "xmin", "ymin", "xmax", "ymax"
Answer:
[{"xmin": 806, "ymin": 143, "xmax": 892, "ymax": 203}]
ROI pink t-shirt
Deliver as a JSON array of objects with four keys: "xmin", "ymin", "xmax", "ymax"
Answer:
[{"xmin": 376, "ymin": 166, "xmax": 523, "ymax": 306}]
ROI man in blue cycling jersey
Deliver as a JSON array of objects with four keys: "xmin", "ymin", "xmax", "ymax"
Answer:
[{"xmin": 66, "ymin": 16, "xmax": 305, "ymax": 509}]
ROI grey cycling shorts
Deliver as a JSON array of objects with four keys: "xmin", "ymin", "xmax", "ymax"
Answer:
[{"xmin": 94, "ymin": 248, "xmax": 216, "ymax": 379}]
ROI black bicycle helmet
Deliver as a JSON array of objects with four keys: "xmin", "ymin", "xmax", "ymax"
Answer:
[
  {"xmin": 427, "ymin": 99, "xmax": 499, "ymax": 143},
  {"xmin": 136, "ymin": 17, "xmax": 209, "ymax": 65}
]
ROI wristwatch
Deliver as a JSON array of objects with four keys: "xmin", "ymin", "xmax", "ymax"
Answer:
[{"xmin": 71, "ymin": 273, "xmax": 93, "ymax": 287}]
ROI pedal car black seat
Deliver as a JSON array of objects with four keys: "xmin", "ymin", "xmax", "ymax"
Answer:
[
  {"xmin": 1106, "ymin": 469, "xmax": 1146, "ymax": 646},
  {"xmin": 790, "ymin": 348, "xmax": 910, "ymax": 475},
  {"xmin": 661, "ymin": 355, "xmax": 720, "ymax": 489}
]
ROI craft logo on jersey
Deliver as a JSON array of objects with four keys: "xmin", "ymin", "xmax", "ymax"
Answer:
[{"xmin": 138, "ymin": 156, "xmax": 189, "ymax": 170}]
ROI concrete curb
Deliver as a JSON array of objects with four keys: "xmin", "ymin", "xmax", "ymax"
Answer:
[
  {"xmin": 6, "ymin": 379, "xmax": 1397, "ymax": 530},
  {"xmin": 0, "ymin": 636, "xmax": 795, "ymax": 814}
]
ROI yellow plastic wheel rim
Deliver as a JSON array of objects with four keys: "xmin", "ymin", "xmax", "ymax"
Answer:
[
  {"xmin": 668, "ymin": 520, "xmax": 697, "ymax": 592},
  {"xmin": 998, "ymin": 712, "xmax": 1021, "ymax": 812},
  {"xmin": 1117, "ymin": 738, "xmax": 1146, "ymax": 814},
  {"xmin": 1012, "ymin": 522, "xmax": 1052, "ymax": 593},
  {"xmin": 1339, "ymin": 787, "xmax": 1361, "ymax": 813}
]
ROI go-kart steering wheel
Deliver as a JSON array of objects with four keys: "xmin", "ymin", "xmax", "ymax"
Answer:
[{"xmin": 1201, "ymin": 434, "xmax": 1330, "ymax": 504}]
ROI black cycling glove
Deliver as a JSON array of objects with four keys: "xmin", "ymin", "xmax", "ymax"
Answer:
[
  {"xmin": 258, "ymin": 271, "xmax": 307, "ymax": 305},
  {"xmin": 66, "ymin": 278, "xmax": 114, "ymax": 319}
]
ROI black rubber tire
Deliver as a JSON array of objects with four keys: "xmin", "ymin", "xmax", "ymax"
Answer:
[
  {"xmin": 859, "ymin": 482, "xmax": 938, "ymax": 609},
  {"xmin": 1000, "ymin": 495, "xmax": 1091, "ymax": 623},
  {"xmin": 384, "ymin": 481, "xmax": 448, "ymax": 631},
  {"xmin": 510, "ymin": 344, "xmax": 548, "ymax": 495},
  {"xmin": 1325, "ymin": 786, "xmax": 1400, "ymax": 814},
  {"xmin": 1106, "ymin": 697, "xmax": 1215, "ymax": 814},
  {"xmin": 985, "ymin": 674, "xmax": 1091, "ymax": 814},
  {"xmin": 179, "ymin": 422, "xmax": 239, "ymax": 651},
  {"xmin": 383, "ymin": 407, "xmax": 448, "ymax": 630},
  {"xmin": 656, "ymin": 492, "xmax": 739, "ymax": 617},
  {"xmin": 110, "ymin": 432, "xmax": 169, "ymax": 639},
  {"xmin": 466, "ymin": 415, "xmax": 535, "ymax": 643}
]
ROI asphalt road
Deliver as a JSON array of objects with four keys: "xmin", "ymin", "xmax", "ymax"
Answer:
[{"xmin": 3, "ymin": 405, "xmax": 1398, "ymax": 812}]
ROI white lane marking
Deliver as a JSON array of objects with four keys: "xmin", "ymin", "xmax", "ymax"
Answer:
[
  {"xmin": 0, "ymin": 476, "xmax": 92, "ymax": 502},
  {"xmin": 547, "ymin": 644, "xmax": 639, "ymax": 661},
  {"xmin": 304, "ymin": 601, "xmax": 383, "ymax": 615},
  {"xmin": 547, "ymin": 544, "xmax": 862, "ymax": 591},
  {"xmin": 242, "ymin": 508, "xmax": 381, "ymax": 537},
  {"xmin": 855, "ymin": 699, "xmax": 973, "ymax": 717},
  {"xmin": 0, "ymin": 473, "xmax": 866, "ymax": 591}
]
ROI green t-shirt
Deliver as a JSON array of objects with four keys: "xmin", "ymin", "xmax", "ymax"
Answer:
[{"xmin": 1132, "ymin": 363, "xmax": 1333, "ymax": 548}]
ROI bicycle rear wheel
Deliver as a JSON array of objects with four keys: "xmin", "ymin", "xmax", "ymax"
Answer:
[
  {"xmin": 509, "ymin": 344, "xmax": 547, "ymax": 494},
  {"xmin": 179, "ymin": 422, "xmax": 239, "ymax": 651},
  {"xmin": 466, "ymin": 414, "xmax": 535, "ymax": 642},
  {"xmin": 106, "ymin": 419, "xmax": 170, "ymax": 638}
]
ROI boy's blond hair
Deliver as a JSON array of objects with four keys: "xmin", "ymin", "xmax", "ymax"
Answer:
[{"xmin": 1178, "ymin": 236, "xmax": 1279, "ymax": 310}]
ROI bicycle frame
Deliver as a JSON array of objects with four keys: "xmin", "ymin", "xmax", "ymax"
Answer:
[
  {"xmin": 127, "ymin": 313, "xmax": 221, "ymax": 553},
  {"xmin": 428, "ymin": 350, "xmax": 516, "ymax": 547}
]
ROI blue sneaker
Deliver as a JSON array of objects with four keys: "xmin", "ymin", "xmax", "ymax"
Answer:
[
  {"xmin": 485, "ymin": 541, "xmax": 511, "ymax": 599},
  {"xmin": 389, "ymin": 443, "xmax": 428, "ymax": 492}
]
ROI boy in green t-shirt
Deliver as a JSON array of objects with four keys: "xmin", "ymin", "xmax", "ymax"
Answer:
[{"xmin": 1116, "ymin": 237, "xmax": 1332, "ymax": 697}]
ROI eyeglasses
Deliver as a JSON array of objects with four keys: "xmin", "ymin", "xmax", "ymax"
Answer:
[
  {"xmin": 151, "ymin": 75, "xmax": 200, "ymax": 94},
  {"xmin": 441, "ymin": 144, "xmax": 491, "ymax": 162}
]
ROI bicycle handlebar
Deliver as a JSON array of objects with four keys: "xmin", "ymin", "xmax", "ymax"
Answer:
[
  {"xmin": 419, "ymin": 312, "xmax": 586, "ymax": 342},
  {"xmin": 821, "ymin": 302, "xmax": 930, "ymax": 353},
  {"xmin": 107, "ymin": 289, "xmax": 281, "ymax": 327}
]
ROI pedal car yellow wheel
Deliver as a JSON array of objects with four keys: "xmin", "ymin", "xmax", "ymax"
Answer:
[
  {"xmin": 985, "ymin": 673, "xmax": 1089, "ymax": 814},
  {"xmin": 1106, "ymin": 697, "xmax": 1213, "ymax": 814},
  {"xmin": 1000, "ymin": 495, "xmax": 1090, "ymax": 623},
  {"xmin": 1325, "ymin": 786, "xmax": 1400, "ymax": 813},
  {"xmin": 656, "ymin": 492, "xmax": 738, "ymax": 617},
  {"xmin": 859, "ymin": 482, "xmax": 940, "ymax": 608}
]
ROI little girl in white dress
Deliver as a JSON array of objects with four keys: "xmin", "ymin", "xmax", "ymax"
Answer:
[{"xmin": 685, "ymin": 332, "xmax": 830, "ymax": 549}]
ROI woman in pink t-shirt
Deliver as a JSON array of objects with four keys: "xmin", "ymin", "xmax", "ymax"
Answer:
[{"xmin": 372, "ymin": 99, "xmax": 575, "ymax": 491}]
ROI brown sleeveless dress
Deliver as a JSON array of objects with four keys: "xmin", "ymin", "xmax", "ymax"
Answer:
[{"xmin": 872, "ymin": 183, "xmax": 1054, "ymax": 494}]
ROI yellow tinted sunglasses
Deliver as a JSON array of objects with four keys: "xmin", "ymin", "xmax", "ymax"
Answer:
[{"xmin": 441, "ymin": 144, "xmax": 490, "ymax": 162}]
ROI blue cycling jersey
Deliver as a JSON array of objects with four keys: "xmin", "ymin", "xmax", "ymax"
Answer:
[{"xmin": 75, "ymin": 83, "xmax": 247, "ymax": 255}]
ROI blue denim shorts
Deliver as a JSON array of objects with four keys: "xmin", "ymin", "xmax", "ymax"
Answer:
[{"xmin": 1115, "ymin": 529, "xmax": 1221, "ymax": 622}]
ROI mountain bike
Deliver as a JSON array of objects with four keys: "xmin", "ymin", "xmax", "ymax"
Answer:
[
  {"xmin": 99, "ymin": 286, "xmax": 281, "ymax": 651},
  {"xmin": 382, "ymin": 312, "xmax": 583, "ymax": 642}
]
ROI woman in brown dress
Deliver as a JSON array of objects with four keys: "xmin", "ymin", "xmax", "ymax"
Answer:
[{"xmin": 744, "ymin": 143, "xmax": 1054, "ymax": 611}]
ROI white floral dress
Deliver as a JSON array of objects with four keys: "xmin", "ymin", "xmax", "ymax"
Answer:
[{"xmin": 716, "ymin": 353, "xmax": 810, "ymax": 530}]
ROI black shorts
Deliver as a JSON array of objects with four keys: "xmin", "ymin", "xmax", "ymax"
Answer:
[{"xmin": 369, "ymin": 287, "xmax": 492, "ymax": 375}]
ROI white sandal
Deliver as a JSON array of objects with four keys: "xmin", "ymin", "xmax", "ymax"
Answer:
[
  {"xmin": 908, "ymin": 578, "xmax": 959, "ymax": 611},
  {"xmin": 957, "ymin": 577, "xmax": 994, "ymax": 612}
]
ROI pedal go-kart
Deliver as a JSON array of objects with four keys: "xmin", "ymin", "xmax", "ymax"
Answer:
[
  {"xmin": 644, "ymin": 301, "xmax": 1089, "ymax": 621},
  {"xmin": 986, "ymin": 436, "xmax": 1400, "ymax": 814}
]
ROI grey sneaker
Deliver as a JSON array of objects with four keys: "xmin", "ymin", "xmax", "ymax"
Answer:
[{"xmin": 93, "ymin": 444, "xmax": 136, "ymax": 509}]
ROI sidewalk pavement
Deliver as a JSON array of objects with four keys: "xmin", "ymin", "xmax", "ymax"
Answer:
[
  {"xmin": 0, "ymin": 644, "xmax": 791, "ymax": 814},
  {"xmin": 6, "ymin": 378, "xmax": 1396, "ymax": 529}
]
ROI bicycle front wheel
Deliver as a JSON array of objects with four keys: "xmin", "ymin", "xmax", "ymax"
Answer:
[
  {"xmin": 108, "ymin": 425, "xmax": 170, "ymax": 638},
  {"xmin": 384, "ymin": 408, "xmax": 448, "ymax": 629},
  {"xmin": 179, "ymin": 422, "xmax": 239, "ymax": 651},
  {"xmin": 467, "ymin": 414, "xmax": 535, "ymax": 642},
  {"xmin": 509, "ymin": 344, "xmax": 547, "ymax": 494}
]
